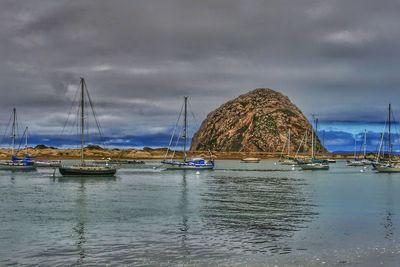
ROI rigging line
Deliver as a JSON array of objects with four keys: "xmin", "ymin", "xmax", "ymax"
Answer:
[
  {"xmin": 16, "ymin": 126, "xmax": 28, "ymax": 153},
  {"xmin": 163, "ymin": 101, "xmax": 184, "ymax": 160},
  {"xmin": 74, "ymin": 101, "xmax": 81, "ymax": 149},
  {"xmin": 85, "ymin": 82, "xmax": 106, "ymax": 147},
  {"xmin": 15, "ymin": 111, "xmax": 20, "ymax": 143},
  {"xmin": 85, "ymin": 94, "xmax": 90, "ymax": 146},
  {"xmin": 295, "ymin": 132, "xmax": 306, "ymax": 157},
  {"xmin": 0, "ymin": 112, "xmax": 13, "ymax": 146},
  {"xmin": 279, "ymin": 135, "xmax": 287, "ymax": 160},
  {"xmin": 377, "ymin": 118, "xmax": 388, "ymax": 159},
  {"xmin": 391, "ymin": 112, "xmax": 400, "ymax": 149},
  {"xmin": 171, "ymin": 125, "xmax": 184, "ymax": 160},
  {"xmin": 60, "ymin": 83, "xmax": 80, "ymax": 136}
]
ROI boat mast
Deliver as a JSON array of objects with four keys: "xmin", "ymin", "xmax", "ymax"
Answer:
[
  {"xmin": 353, "ymin": 137, "xmax": 357, "ymax": 160},
  {"xmin": 311, "ymin": 115, "xmax": 315, "ymax": 160},
  {"xmin": 288, "ymin": 128, "xmax": 291, "ymax": 157},
  {"xmin": 183, "ymin": 96, "xmax": 187, "ymax": 162},
  {"xmin": 388, "ymin": 103, "xmax": 392, "ymax": 158},
  {"xmin": 25, "ymin": 126, "xmax": 28, "ymax": 155},
  {"xmin": 11, "ymin": 108, "xmax": 16, "ymax": 156},
  {"xmin": 80, "ymin": 78, "xmax": 85, "ymax": 165},
  {"xmin": 315, "ymin": 117, "xmax": 319, "ymax": 159},
  {"xmin": 363, "ymin": 129, "xmax": 367, "ymax": 159}
]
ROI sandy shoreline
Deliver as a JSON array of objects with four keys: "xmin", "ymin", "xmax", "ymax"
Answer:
[{"xmin": 0, "ymin": 147, "xmax": 375, "ymax": 160}]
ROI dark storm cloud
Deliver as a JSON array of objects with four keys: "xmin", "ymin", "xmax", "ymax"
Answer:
[{"xmin": 1, "ymin": 0, "xmax": 400, "ymax": 145}]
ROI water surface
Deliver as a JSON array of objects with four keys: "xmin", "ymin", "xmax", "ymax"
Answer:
[{"xmin": 1, "ymin": 160, "xmax": 400, "ymax": 266}]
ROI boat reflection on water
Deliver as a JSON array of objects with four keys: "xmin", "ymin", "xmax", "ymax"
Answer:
[
  {"xmin": 201, "ymin": 174, "xmax": 317, "ymax": 254},
  {"xmin": 62, "ymin": 176, "xmax": 116, "ymax": 265},
  {"xmin": 57, "ymin": 175, "xmax": 117, "ymax": 183},
  {"xmin": 383, "ymin": 177, "xmax": 394, "ymax": 241},
  {"xmin": 74, "ymin": 180, "xmax": 88, "ymax": 266},
  {"xmin": 179, "ymin": 171, "xmax": 190, "ymax": 257}
]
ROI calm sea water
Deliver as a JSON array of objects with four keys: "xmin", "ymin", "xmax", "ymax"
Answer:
[{"xmin": 1, "ymin": 160, "xmax": 400, "ymax": 266}]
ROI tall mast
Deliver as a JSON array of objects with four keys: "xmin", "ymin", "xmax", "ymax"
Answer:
[
  {"xmin": 25, "ymin": 126, "xmax": 28, "ymax": 155},
  {"xmin": 183, "ymin": 96, "xmax": 187, "ymax": 161},
  {"xmin": 11, "ymin": 108, "xmax": 16, "ymax": 156},
  {"xmin": 80, "ymin": 78, "xmax": 85, "ymax": 165},
  {"xmin": 288, "ymin": 128, "xmax": 291, "ymax": 156},
  {"xmin": 315, "ymin": 118, "xmax": 319, "ymax": 158},
  {"xmin": 311, "ymin": 115, "xmax": 315, "ymax": 159},
  {"xmin": 388, "ymin": 103, "xmax": 392, "ymax": 157},
  {"xmin": 353, "ymin": 137, "xmax": 357, "ymax": 160},
  {"xmin": 363, "ymin": 129, "xmax": 367, "ymax": 159}
]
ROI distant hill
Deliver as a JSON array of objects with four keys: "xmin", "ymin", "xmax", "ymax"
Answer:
[{"xmin": 191, "ymin": 88, "xmax": 326, "ymax": 152}]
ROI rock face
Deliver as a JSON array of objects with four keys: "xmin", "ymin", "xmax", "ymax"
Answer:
[{"xmin": 191, "ymin": 88, "xmax": 326, "ymax": 153}]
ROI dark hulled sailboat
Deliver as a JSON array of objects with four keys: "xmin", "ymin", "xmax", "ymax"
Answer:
[{"xmin": 58, "ymin": 78, "xmax": 116, "ymax": 177}]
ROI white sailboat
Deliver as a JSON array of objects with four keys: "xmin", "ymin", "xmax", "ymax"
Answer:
[
  {"xmin": 280, "ymin": 128, "xmax": 297, "ymax": 165},
  {"xmin": 0, "ymin": 109, "xmax": 36, "ymax": 171},
  {"xmin": 58, "ymin": 78, "xmax": 117, "ymax": 177},
  {"xmin": 373, "ymin": 104, "xmax": 400, "ymax": 173},
  {"xmin": 301, "ymin": 116, "xmax": 329, "ymax": 170},
  {"xmin": 347, "ymin": 130, "xmax": 371, "ymax": 166},
  {"xmin": 162, "ymin": 97, "xmax": 214, "ymax": 170}
]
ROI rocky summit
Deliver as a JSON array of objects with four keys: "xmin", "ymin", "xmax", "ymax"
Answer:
[{"xmin": 191, "ymin": 88, "xmax": 325, "ymax": 153}]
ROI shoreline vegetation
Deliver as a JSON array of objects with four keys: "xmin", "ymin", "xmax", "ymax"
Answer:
[{"xmin": 0, "ymin": 145, "xmax": 382, "ymax": 160}]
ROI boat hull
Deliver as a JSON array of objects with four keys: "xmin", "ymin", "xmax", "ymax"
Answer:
[
  {"xmin": 301, "ymin": 164, "xmax": 329, "ymax": 170},
  {"xmin": 162, "ymin": 164, "xmax": 214, "ymax": 170},
  {"xmin": 34, "ymin": 161, "xmax": 62, "ymax": 168},
  {"xmin": 373, "ymin": 164, "xmax": 400, "ymax": 173},
  {"xmin": 241, "ymin": 158, "xmax": 260, "ymax": 163},
  {"xmin": 59, "ymin": 166, "xmax": 117, "ymax": 176},
  {"xmin": 0, "ymin": 163, "xmax": 36, "ymax": 171},
  {"xmin": 280, "ymin": 160, "xmax": 297, "ymax": 165},
  {"xmin": 162, "ymin": 160, "xmax": 214, "ymax": 170},
  {"xmin": 347, "ymin": 162, "xmax": 365, "ymax": 166}
]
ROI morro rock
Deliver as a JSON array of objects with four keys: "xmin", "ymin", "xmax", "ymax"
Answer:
[{"xmin": 190, "ymin": 88, "xmax": 325, "ymax": 153}]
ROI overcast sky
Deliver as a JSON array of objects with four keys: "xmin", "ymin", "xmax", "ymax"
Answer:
[{"xmin": 1, "ymin": 0, "xmax": 400, "ymax": 150}]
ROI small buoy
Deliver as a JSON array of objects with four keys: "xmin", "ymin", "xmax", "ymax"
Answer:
[
  {"xmin": 292, "ymin": 167, "xmax": 295, "ymax": 171},
  {"xmin": 196, "ymin": 171, "xmax": 200, "ymax": 175},
  {"xmin": 360, "ymin": 169, "xmax": 364, "ymax": 173},
  {"xmin": 274, "ymin": 162, "xmax": 277, "ymax": 165},
  {"xmin": 153, "ymin": 166, "xmax": 156, "ymax": 169}
]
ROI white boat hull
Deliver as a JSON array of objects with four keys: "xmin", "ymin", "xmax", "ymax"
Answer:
[
  {"xmin": 374, "ymin": 164, "xmax": 400, "ymax": 173},
  {"xmin": 0, "ymin": 162, "xmax": 36, "ymax": 171},
  {"xmin": 162, "ymin": 159, "xmax": 214, "ymax": 170},
  {"xmin": 34, "ymin": 161, "xmax": 62, "ymax": 168},
  {"xmin": 301, "ymin": 163, "xmax": 329, "ymax": 170}
]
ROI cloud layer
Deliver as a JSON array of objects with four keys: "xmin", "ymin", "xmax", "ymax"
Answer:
[{"xmin": 1, "ymin": 0, "xmax": 400, "ymax": 149}]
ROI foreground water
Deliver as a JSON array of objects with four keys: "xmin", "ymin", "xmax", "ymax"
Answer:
[{"xmin": 1, "ymin": 160, "xmax": 400, "ymax": 266}]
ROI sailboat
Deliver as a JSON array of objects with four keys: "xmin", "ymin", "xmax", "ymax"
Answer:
[
  {"xmin": 301, "ymin": 116, "xmax": 329, "ymax": 170},
  {"xmin": 347, "ymin": 130, "xmax": 371, "ymax": 166},
  {"xmin": 0, "ymin": 109, "xmax": 36, "ymax": 171},
  {"xmin": 280, "ymin": 128, "xmax": 297, "ymax": 165},
  {"xmin": 162, "ymin": 96, "xmax": 214, "ymax": 170},
  {"xmin": 58, "ymin": 78, "xmax": 117, "ymax": 176},
  {"xmin": 372, "ymin": 104, "xmax": 400, "ymax": 173}
]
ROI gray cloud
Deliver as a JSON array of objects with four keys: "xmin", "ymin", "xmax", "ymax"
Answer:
[{"xmin": 1, "ymin": 0, "xmax": 400, "ymax": 143}]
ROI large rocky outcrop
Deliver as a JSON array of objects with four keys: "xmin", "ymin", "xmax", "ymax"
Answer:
[{"xmin": 191, "ymin": 88, "xmax": 325, "ymax": 153}]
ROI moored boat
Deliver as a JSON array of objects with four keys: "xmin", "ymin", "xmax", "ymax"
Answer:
[
  {"xmin": 301, "ymin": 159, "xmax": 330, "ymax": 170},
  {"xmin": 34, "ymin": 160, "xmax": 62, "ymax": 168},
  {"xmin": 374, "ymin": 104, "xmax": 400, "ymax": 173},
  {"xmin": 58, "ymin": 78, "xmax": 117, "ymax": 177},
  {"xmin": 347, "ymin": 130, "xmax": 371, "ymax": 166},
  {"xmin": 300, "ymin": 116, "xmax": 329, "ymax": 171},
  {"xmin": 162, "ymin": 158, "xmax": 214, "ymax": 170},
  {"xmin": 241, "ymin": 157, "xmax": 260, "ymax": 163},
  {"xmin": 162, "ymin": 96, "xmax": 214, "ymax": 170},
  {"xmin": 0, "ymin": 110, "xmax": 36, "ymax": 171}
]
